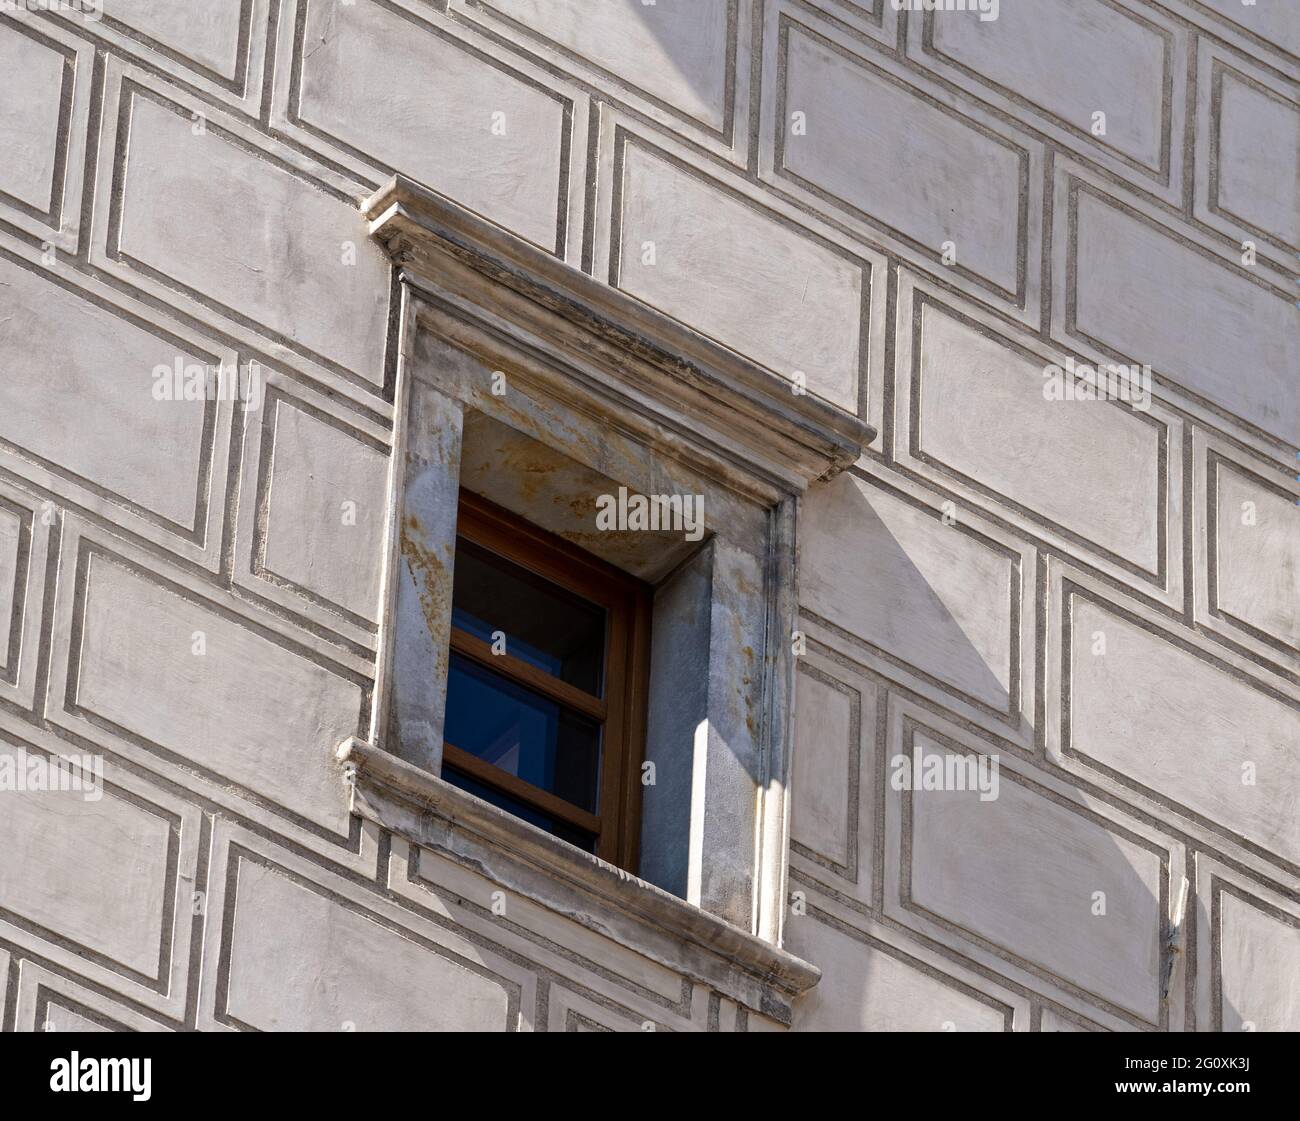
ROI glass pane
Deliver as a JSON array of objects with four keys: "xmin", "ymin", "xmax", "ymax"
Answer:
[
  {"xmin": 444, "ymin": 653, "xmax": 602, "ymax": 814},
  {"xmin": 451, "ymin": 537, "xmax": 605, "ymax": 696},
  {"xmin": 442, "ymin": 767, "xmax": 596, "ymax": 853}
]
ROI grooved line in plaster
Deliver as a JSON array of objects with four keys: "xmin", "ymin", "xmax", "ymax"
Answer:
[
  {"xmin": 772, "ymin": 12, "xmax": 1032, "ymax": 308},
  {"xmin": 0, "ymin": 18, "xmax": 77, "ymax": 226},
  {"xmin": 1209, "ymin": 875, "xmax": 1300, "ymax": 1032},
  {"xmin": 286, "ymin": 0, "xmax": 576, "ymax": 258},
  {"xmin": 0, "ymin": 498, "xmax": 32, "ymax": 686},
  {"xmin": 918, "ymin": 0, "xmax": 1177, "ymax": 182},
  {"xmin": 1204, "ymin": 449, "xmax": 1300, "ymax": 664},
  {"xmin": 1058, "ymin": 579, "xmax": 1300, "ymax": 879},
  {"xmin": 908, "ymin": 289, "xmax": 1171, "ymax": 587},
  {"xmin": 789, "ymin": 660, "xmax": 862, "ymax": 881},
  {"xmin": 61, "ymin": 541, "xmax": 372, "ymax": 846},
  {"xmin": 466, "ymin": 0, "xmax": 742, "ymax": 144},
  {"xmin": 607, "ymin": 124, "xmax": 875, "ymax": 421},
  {"xmin": 805, "ymin": 900, "xmax": 1016, "ymax": 1030},
  {"xmin": 103, "ymin": 79, "xmax": 390, "ymax": 399},
  {"xmin": 1206, "ymin": 58, "xmax": 1300, "ymax": 252},
  {"xmin": 213, "ymin": 845, "xmax": 524, "ymax": 1032},
  {"xmin": 0, "ymin": 735, "xmax": 182, "ymax": 992},
  {"xmin": 896, "ymin": 715, "xmax": 1171, "ymax": 1030}
]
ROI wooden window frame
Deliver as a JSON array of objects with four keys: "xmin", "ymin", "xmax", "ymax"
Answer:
[{"xmin": 443, "ymin": 489, "xmax": 652, "ymax": 870}]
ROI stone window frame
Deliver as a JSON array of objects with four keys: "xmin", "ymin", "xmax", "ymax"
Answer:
[{"xmin": 338, "ymin": 176, "xmax": 870, "ymax": 1018}]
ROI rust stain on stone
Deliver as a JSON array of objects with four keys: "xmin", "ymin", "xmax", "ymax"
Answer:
[
  {"xmin": 497, "ymin": 444, "xmax": 561, "ymax": 502},
  {"xmin": 565, "ymin": 494, "xmax": 596, "ymax": 519},
  {"xmin": 401, "ymin": 514, "xmax": 450, "ymax": 646}
]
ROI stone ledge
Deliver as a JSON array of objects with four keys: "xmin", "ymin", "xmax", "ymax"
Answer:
[
  {"xmin": 362, "ymin": 174, "xmax": 873, "ymax": 495},
  {"xmin": 336, "ymin": 737, "xmax": 820, "ymax": 1025}
]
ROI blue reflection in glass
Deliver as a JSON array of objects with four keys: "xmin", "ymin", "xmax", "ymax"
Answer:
[{"xmin": 443, "ymin": 653, "xmax": 601, "ymax": 814}]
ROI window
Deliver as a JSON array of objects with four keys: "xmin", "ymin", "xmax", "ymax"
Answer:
[
  {"xmin": 440, "ymin": 490, "xmax": 651, "ymax": 869},
  {"xmin": 364, "ymin": 176, "xmax": 869, "ymax": 936}
]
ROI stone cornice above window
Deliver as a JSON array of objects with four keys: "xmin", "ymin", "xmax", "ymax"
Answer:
[
  {"xmin": 363, "ymin": 175, "xmax": 873, "ymax": 497},
  {"xmin": 337, "ymin": 738, "xmax": 821, "ymax": 1025}
]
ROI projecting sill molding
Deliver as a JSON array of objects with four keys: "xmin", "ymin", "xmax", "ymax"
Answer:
[{"xmin": 338, "ymin": 738, "xmax": 821, "ymax": 1024}]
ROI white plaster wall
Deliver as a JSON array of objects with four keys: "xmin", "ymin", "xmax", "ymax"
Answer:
[{"xmin": 0, "ymin": 0, "xmax": 1295, "ymax": 1032}]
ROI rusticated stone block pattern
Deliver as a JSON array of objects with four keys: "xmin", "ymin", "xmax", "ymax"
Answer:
[{"xmin": 0, "ymin": 0, "xmax": 1295, "ymax": 1033}]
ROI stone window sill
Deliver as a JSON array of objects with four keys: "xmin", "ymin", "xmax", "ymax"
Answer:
[{"xmin": 337, "ymin": 738, "xmax": 820, "ymax": 1024}]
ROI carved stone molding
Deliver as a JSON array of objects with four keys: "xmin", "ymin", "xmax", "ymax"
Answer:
[
  {"xmin": 338, "ymin": 737, "xmax": 820, "ymax": 1025},
  {"xmin": 363, "ymin": 174, "xmax": 873, "ymax": 497},
  {"xmin": 359, "ymin": 175, "xmax": 872, "ymax": 946}
]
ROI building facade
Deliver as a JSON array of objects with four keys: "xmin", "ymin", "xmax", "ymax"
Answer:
[{"xmin": 0, "ymin": 0, "xmax": 1296, "ymax": 1032}]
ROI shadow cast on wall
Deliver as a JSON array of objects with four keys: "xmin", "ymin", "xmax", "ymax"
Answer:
[{"xmin": 788, "ymin": 467, "xmax": 1234, "ymax": 1032}]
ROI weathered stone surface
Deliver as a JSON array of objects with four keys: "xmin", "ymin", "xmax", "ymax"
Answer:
[
  {"xmin": 640, "ymin": 546, "xmax": 713, "ymax": 901},
  {"xmin": 296, "ymin": 0, "xmax": 569, "ymax": 249},
  {"xmin": 408, "ymin": 844, "xmax": 686, "ymax": 1005},
  {"xmin": 616, "ymin": 139, "xmax": 864, "ymax": 411},
  {"xmin": 458, "ymin": 411, "xmax": 703, "ymax": 581}
]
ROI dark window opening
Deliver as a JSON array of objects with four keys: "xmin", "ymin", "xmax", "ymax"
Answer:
[{"xmin": 441, "ymin": 491, "xmax": 651, "ymax": 869}]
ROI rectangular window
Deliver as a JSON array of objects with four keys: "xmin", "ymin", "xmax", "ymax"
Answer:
[{"xmin": 441, "ymin": 491, "xmax": 651, "ymax": 869}]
